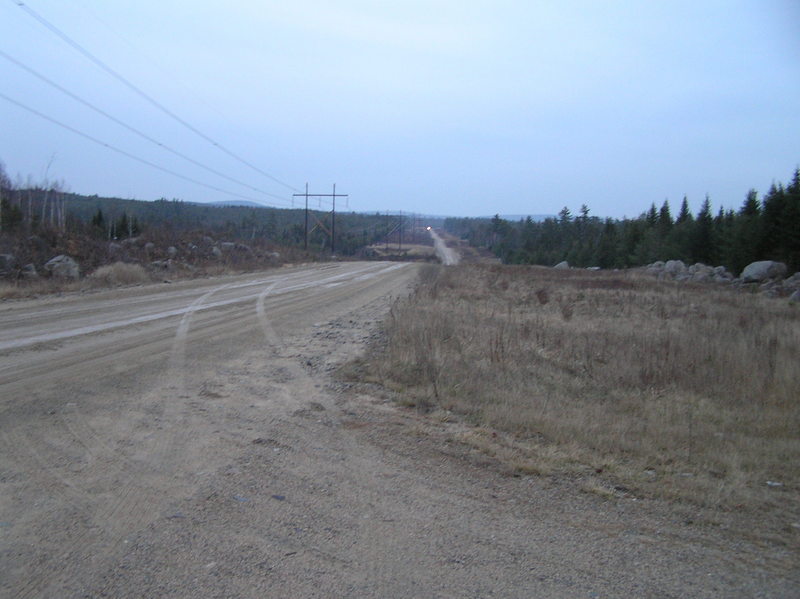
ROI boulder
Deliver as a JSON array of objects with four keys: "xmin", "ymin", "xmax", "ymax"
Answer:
[
  {"xmin": 783, "ymin": 272, "xmax": 800, "ymax": 290},
  {"xmin": 150, "ymin": 259, "xmax": 173, "ymax": 270},
  {"xmin": 167, "ymin": 246, "xmax": 178, "ymax": 257},
  {"xmin": 220, "ymin": 242, "xmax": 236, "ymax": 251},
  {"xmin": 21, "ymin": 263, "xmax": 38, "ymax": 279},
  {"xmin": 713, "ymin": 265, "xmax": 734, "ymax": 280},
  {"xmin": 144, "ymin": 242, "xmax": 155, "ymax": 254},
  {"xmin": 554, "ymin": 261, "xmax": 569, "ymax": 269},
  {"xmin": 211, "ymin": 247, "xmax": 223, "ymax": 258},
  {"xmin": 664, "ymin": 260, "xmax": 687, "ymax": 276},
  {"xmin": 44, "ymin": 255, "xmax": 80, "ymax": 279},
  {"xmin": 0, "ymin": 253, "xmax": 17, "ymax": 277},
  {"xmin": 690, "ymin": 263, "xmax": 714, "ymax": 282},
  {"xmin": 789, "ymin": 289, "xmax": 800, "ymax": 304},
  {"xmin": 740, "ymin": 261, "xmax": 787, "ymax": 283},
  {"xmin": 645, "ymin": 262, "xmax": 665, "ymax": 278}
]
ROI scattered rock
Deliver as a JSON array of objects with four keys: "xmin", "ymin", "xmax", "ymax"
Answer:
[
  {"xmin": 783, "ymin": 272, "xmax": 800, "ymax": 290},
  {"xmin": 663, "ymin": 260, "xmax": 687, "ymax": 276},
  {"xmin": 0, "ymin": 253, "xmax": 17, "ymax": 277},
  {"xmin": 150, "ymin": 259, "xmax": 173, "ymax": 270},
  {"xmin": 167, "ymin": 246, "xmax": 178, "ymax": 257},
  {"xmin": 553, "ymin": 261, "xmax": 569, "ymax": 269},
  {"xmin": 689, "ymin": 263, "xmax": 714, "ymax": 282},
  {"xmin": 740, "ymin": 261, "xmax": 787, "ymax": 283},
  {"xmin": 211, "ymin": 247, "xmax": 223, "ymax": 258},
  {"xmin": 789, "ymin": 289, "xmax": 800, "ymax": 304},
  {"xmin": 144, "ymin": 242, "xmax": 155, "ymax": 254},
  {"xmin": 44, "ymin": 255, "xmax": 80, "ymax": 279},
  {"xmin": 220, "ymin": 242, "xmax": 236, "ymax": 252},
  {"xmin": 21, "ymin": 263, "xmax": 38, "ymax": 279}
]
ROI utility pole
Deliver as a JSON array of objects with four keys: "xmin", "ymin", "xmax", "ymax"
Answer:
[
  {"xmin": 398, "ymin": 211, "xmax": 403, "ymax": 250},
  {"xmin": 302, "ymin": 183, "xmax": 309, "ymax": 250},
  {"xmin": 331, "ymin": 184, "xmax": 337, "ymax": 255},
  {"xmin": 292, "ymin": 184, "xmax": 348, "ymax": 254}
]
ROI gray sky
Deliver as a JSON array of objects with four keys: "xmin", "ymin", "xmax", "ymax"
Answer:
[{"xmin": 1, "ymin": 1, "xmax": 798, "ymax": 218}]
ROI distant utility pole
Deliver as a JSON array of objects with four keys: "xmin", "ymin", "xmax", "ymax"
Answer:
[
  {"xmin": 293, "ymin": 184, "xmax": 348, "ymax": 253},
  {"xmin": 399, "ymin": 211, "xmax": 403, "ymax": 250}
]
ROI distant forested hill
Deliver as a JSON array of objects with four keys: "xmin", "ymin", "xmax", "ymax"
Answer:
[{"xmin": 0, "ymin": 181, "xmax": 406, "ymax": 256}]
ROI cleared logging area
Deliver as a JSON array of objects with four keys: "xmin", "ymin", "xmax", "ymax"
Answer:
[{"xmin": 361, "ymin": 264, "xmax": 799, "ymax": 521}]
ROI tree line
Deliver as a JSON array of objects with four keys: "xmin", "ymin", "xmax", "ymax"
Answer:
[
  {"xmin": 444, "ymin": 168, "xmax": 800, "ymax": 275},
  {"xmin": 0, "ymin": 160, "xmax": 405, "ymax": 257}
]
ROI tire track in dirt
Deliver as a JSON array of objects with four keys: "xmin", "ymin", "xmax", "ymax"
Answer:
[
  {"xmin": 252, "ymin": 264, "xmax": 416, "ymax": 592},
  {"xmin": 1, "ymin": 263, "xmax": 413, "ymax": 598},
  {"xmin": 4, "ymin": 281, "xmax": 244, "ymax": 598}
]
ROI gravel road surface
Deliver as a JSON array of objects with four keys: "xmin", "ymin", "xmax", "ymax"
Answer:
[
  {"xmin": 429, "ymin": 229, "xmax": 460, "ymax": 265},
  {"xmin": 0, "ymin": 261, "xmax": 796, "ymax": 598}
]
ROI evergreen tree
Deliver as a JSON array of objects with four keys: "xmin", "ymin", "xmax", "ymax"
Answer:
[
  {"xmin": 784, "ymin": 169, "xmax": 800, "ymax": 271},
  {"xmin": 691, "ymin": 196, "xmax": 715, "ymax": 263},
  {"xmin": 596, "ymin": 219, "xmax": 618, "ymax": 268},
  {"xmin": 760, "ymin": 183, "xmax": 786, "ymax": 260},
  {"xmin": 645, "ymin": 203, "xmax": 658, "ymax": 228},
  {"xmin": 657, "ymin": 200, "xmax": 672, "ymax": 235},
  {"xmin": 741, "ymin": 189, "xmax": 760, "ymax": 217},
  {"xmin": 676, "ymin": 196, "xmax": 692, "ymax": 224},
  {"xmin": 91, "ymin": 208, "xmax": 104, "ymax": 230}
]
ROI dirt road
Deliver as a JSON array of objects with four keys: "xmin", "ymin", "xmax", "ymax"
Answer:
[
  {"xmin": 429, "ymin": 229, "xmax": 460, "ymax": 265},
  {"xmin": 0, "ymin": 262, "xmax": 794, "ymax": 597}
]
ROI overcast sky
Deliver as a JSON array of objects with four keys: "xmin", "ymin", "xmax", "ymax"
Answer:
[{"xmin": 1, "ymin": 1, "xmax": 798, "ymax": 218}]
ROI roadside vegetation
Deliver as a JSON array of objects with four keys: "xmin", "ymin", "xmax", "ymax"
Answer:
[
  {"xmin": 356, "ymin": 263, "xmax": 799, "ymax": 525},
  {"xmin": 0, "ymin": 159, "xmax": 427, "ymax": 297}
]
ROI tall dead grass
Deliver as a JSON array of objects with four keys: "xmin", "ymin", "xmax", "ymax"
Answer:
[
  {"xmin": 366, "ymin": 263, "xmax": 800, "ymax": 513},
  {"xmin": 86, "ymin": 262, "xmax": 152, "ymax": 287}
]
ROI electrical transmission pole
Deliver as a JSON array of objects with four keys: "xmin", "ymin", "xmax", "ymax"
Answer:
[{"xmin": 292, "ymin": 184, "xmax": 348, "ymax": 253}]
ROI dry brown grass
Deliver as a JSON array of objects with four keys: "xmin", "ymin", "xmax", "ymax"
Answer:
[
  {"xmin": 86, "ymin": 262, "xmax": 153, "ymax": 287},
  {"xmin": 0, "ymin": 277, "xmax": 83, "ymax": 300},
  {"xmin": 0, "ymin": 262, "xmax": 154, "ymax": 299},
  {"xmin": 362, "ymin": 263, "xmax": 800, "ymax": 518},
  {"xmin": 367, "ymin": 243, "xmax": 437, "ymax": 261}
]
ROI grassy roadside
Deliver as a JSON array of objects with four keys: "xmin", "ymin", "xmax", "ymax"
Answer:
[
  {"xmin": 0, "ymin": 260, "xmax": 288, "ymax": 300},
  {"xmin": 349, "ymin": 263, "xmax": 799, "ymax": 530}
]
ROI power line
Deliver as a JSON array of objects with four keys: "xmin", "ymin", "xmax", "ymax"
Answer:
[
  {"xmin": 73, "ymin": 0, "xmax": 232, "ymax": 126},
  {"xmin": 10, "ymin": 0, "xmax": 299, "ymax": 193},
  {"xmin": 0, "ymin": 49, "xmax": 293, "ymax": 203},
  {"xmin": 0, "ymin": 91, "xmax": 295, "ymax": 208}
]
